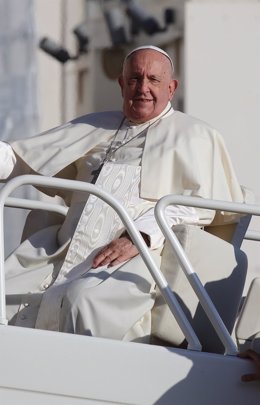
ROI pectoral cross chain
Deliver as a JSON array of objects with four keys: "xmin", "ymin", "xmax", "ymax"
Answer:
[{"xmin": 91, "ymin": 163, "xmax": 104, "ymax": 184}]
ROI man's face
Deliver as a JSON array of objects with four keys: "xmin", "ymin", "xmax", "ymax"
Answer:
[{"xmin": 118, "ymin": 49, "xmax": 178, "ymax": 123}]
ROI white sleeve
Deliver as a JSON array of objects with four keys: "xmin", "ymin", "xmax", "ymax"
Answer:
[
  {"xmin": 134, "ymin": 205, "xmax": 200, "ymax": 250},
  {"xmin": 0, "ymin": 142, "xmax": 16, "ymax": 179}
]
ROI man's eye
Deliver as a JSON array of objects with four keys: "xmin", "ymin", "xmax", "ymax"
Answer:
[{"xmin": 128, "ymin": 78, "xmax": 138, "ymax": 84}]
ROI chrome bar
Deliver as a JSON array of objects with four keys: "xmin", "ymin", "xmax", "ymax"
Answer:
[
  {"xmin": 5, "ymin": 197, "xmax": 68, "ymax": 216},
  {"xmin": 245, "ymin": 230, "xmax": 260, "ymax": 241}
]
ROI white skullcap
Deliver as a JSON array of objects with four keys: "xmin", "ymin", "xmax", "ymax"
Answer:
[{"xmin": 124, "ymin": 45, "xmax": 174, "ymax": 72}]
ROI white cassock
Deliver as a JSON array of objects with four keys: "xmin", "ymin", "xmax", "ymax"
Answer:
[{"xmin": 2, "ymin": 104, "xmax": 245, "ymax": 342}]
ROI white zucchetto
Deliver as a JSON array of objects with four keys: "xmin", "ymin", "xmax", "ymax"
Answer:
[{"xmin": 124, "ymin": 45, "xmax": 174, "ymax": 72}]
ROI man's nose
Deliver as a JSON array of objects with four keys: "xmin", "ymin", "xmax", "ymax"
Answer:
[{"xmin": 137, "ymin": 79, "xmax": 149, "ymax": 92}]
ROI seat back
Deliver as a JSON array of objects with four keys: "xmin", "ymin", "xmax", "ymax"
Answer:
[
  {"xmin": 151, "ymin": 217, "xmax": 250, "ymax": 353},
  {"xmin": 21, "ymin": 209, "xmax": 65, "ymax": 242}
]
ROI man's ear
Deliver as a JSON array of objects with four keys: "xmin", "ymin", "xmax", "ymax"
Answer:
[
  {"xmin": 169, "ymin": 79, "xmax": 178, "ymax": 100},
  {"xmin": 118, "ymin": 74, "xmax": 124, "ymax": 96}
]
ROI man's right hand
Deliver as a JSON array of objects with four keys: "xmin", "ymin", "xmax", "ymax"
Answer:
[{"xmin": 92, "ymin": 235, "xmax": 139, "ymax": 268}]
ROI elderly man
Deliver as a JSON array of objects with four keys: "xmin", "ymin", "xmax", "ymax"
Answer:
[{"xmin": 1, "ymin": 45, "xmax": 244, "ymax": 342}]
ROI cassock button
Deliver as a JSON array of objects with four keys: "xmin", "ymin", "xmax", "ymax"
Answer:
[
  {"xmin": 24, "ymin": 302, "xmax": 29, "ymax": 307},
  {"xmin": 43, "ymin": 284, "xmax": 49, "ymax": 290}
]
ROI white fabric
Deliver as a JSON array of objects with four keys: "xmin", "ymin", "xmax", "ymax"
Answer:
[
  {"xmin": 35, "ymin": 163, "xmax": 147, "ymax": 331},
  {"xmin": 10, "ymin": 111, "xmax": 245, "ymax": 213},
  {"xmin": 0, "ymin": 142, "xmax": 16, "ymax": 178},
  {"xmin": 0, "ymin": 104, "xmax": 199, "ymax": 250},
  {"xmin": 134, "ymin": 205, "xmax": 199, "ymax": 249},
  {"xmin": 0, "ymin": 138, "xmax": 198, "ymax": 249},
  {"xmin": 58, "ymin": 164, "xmax": 143, "ymax": 281},
  {"xmin": 2, "ymin": 107, "xmax": 246, "ymax": 342},
  {"xmin": 2, "ymin": 109, "xmax": 202, "ymax": 339},
  {"xmin": 58, "ymin": 249, "xmax": 162, "ymax": 342}
]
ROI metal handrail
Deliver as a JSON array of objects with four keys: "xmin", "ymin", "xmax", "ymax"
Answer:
[
  {"xmin": 245, "ymin": 230, "xmax": 260, "ymax": 241},
  {"xmin": 0, "ymin": 175, "xmax": 202, "ymax": 351},
  {"xmin": 155, "ymin": 194, "xmax": 260, "ymax": 355},
  {"xmin": 5, "ymin": 196, "xmax": 68, "ymax": 216}
]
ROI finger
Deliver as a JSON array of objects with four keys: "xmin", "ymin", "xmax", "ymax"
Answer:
[
  {"xmin": 94, "ymin": 247, "xmax": 122, "ymax": 267},
  {"xmin": 108, "ymin": 255, "xmax": 127, "ymax": 267},
  {"xmin": 239, "ymin": 350, "xmax": 260, "ymax": 364},
  {"xmin": 241, "ymin": 373, "xmax": 259, "ymax": 382},
  {"xmin": 92, "ymin": 248, "xmax": 113, "ymax": 268},
  {"xmin": 99, "ymin": 254, "xmax": 117, "ymax": 267},
  {"xmin": 108, "ymin": 249, "xmax": 139, "ymax": 267},
  {"xmin": 238, "ymin": 351, "xmax": 250, "ymax": 359}
]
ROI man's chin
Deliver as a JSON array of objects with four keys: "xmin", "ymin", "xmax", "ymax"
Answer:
[{"xmin": 129, "ymin": 107, "xmax": 155, "ymax": 123}]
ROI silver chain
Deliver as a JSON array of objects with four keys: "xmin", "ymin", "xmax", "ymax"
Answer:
[{"xmin": 91, "ymin": 106, "xmax": 172, "ymax": 183}]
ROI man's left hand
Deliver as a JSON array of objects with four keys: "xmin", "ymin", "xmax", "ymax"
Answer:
[{"xmin": 238, "ymin": 349, "xmax": 260, "ymax": 382}]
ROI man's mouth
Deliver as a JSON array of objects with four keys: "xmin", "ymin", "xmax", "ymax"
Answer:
[{"xmin": 134, "ymin": 98, "xmax": 153, "ymax": 103}]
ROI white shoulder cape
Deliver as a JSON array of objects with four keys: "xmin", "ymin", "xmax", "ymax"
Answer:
[{"xmin": 11, "ymin": 110, "xmax": 246, "ymax": 211}]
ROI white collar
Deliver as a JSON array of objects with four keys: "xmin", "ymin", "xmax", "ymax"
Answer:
[{"xmin": 125, "ymin": 102, "xmax": 173, "ymax": 129}]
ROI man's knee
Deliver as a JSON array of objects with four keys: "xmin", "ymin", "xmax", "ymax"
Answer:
[
  {"xmin": 61, "ymin": 279, "xmax": 90, "ymax": 311},
  {"xmin": 59, "ymin": 280, "xmax": 95, "ymax": 334}
]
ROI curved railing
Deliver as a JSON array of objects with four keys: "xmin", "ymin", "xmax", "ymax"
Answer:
[
  {"xmin": 5, "ymin": 196, "xmax": 68, "ymax": 216},
  {"xmin": 1, "ymin": 175, "xmax": 260, "ymax": 354},
  {"xmin": 0, "ymin": 175, "xmax": 202, "ymax": 351}
]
